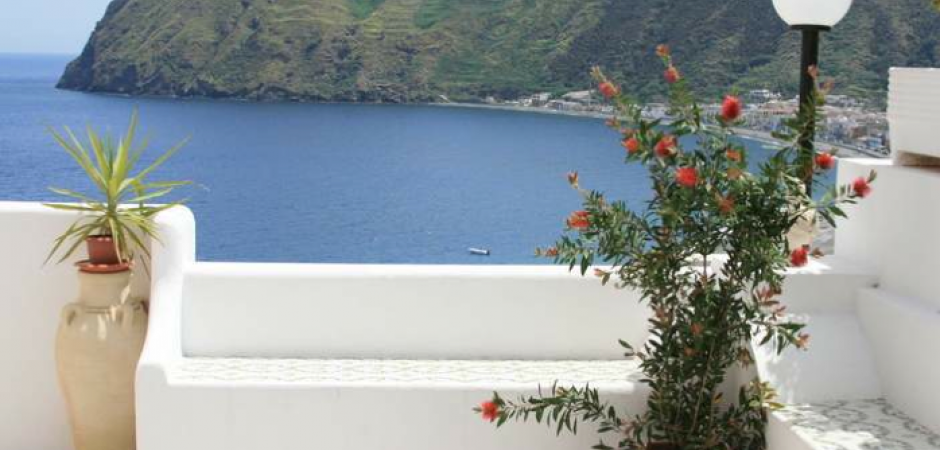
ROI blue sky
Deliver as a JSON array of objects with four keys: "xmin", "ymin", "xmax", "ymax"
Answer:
[{"xmin": 0, "ymin": 0, "xmax": 113, "ymax": 54}]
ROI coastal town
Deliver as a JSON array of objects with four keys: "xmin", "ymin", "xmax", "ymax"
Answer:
[{"xmin": 479, "ymin": 88, "xmax": 889, "ymax": 157}]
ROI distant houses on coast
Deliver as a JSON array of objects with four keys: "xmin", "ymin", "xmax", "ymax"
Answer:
[{"xmin": 484, "ymin": 88, "xmax": 889, "ymax": 156}]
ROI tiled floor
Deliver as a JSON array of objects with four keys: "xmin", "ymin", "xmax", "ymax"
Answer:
[{"xmin": 778, "ymin": 398, "xmax": 940, "ymax": 450}]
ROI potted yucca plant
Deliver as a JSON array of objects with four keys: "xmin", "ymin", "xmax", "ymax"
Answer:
[
  {"xmin": 44, "ymin": 110, "xmax": 190, "ymax": 272},
  {"xmin": 474, "ymin": 46, "xmax": 874, "ymax": 450},
  {"xmin": 45, "ymin": 110, "xmax": 191, "ymax": 450}
]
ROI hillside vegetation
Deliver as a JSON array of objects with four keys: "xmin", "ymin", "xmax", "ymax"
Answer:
[{"xmin": 59, "ymin": 0, "xmax": 940, "ymax": 104}]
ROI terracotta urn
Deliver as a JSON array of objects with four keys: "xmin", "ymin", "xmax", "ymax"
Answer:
[{"xmin": 56, "ymin": 270, "xmax": 147, "ymax": 450}]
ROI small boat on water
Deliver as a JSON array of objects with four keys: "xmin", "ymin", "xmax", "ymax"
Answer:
[{"xmin": 468, "ymin": 247, "xmax": 491, "ymax": 256}]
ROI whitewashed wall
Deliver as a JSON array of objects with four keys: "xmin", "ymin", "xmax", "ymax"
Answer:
[
  {"xmin": 836, "ymin": 159, "xmax": 940, "ymax": 433},
  {"xmin": 180, "ymin": 262, "xmax": 651, "ymax": 360},
  {"xmin": 0, "ymin": 202, "xmax": 150, "ymax": 450},
  {"xmin": 836, "ymin": 159, "xmax": 940, "ymax": 308},
  {"xmin": 7, "ymin": 155, "xmax": 940, "ymax": 450}
]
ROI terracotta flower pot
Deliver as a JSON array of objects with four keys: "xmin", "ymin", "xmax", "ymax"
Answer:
[{"xmin": 86, "ymin": 235, "xmax": 120, "ymax": 265}]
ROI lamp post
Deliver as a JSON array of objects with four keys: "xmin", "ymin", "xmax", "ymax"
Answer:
[{"xmin": 772, "ymin": 0, "xmax": 853, "ymax": 195}]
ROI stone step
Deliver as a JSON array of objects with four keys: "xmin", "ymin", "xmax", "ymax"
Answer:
[
  {"xmin": 753, "ymin": 312, "xmax": 881, "ymax": 405},
  {"xmin": 768, "ymin": 398, "xmax": 940, "ymax": 450},
  {"xmin": 777, "ymin": 256, "xmax": 878, "ymax": 314}
]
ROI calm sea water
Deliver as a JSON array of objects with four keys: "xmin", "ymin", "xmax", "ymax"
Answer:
[{"xmin": 0, "ymin": 54, "xmax": 830, "ymax": 264}]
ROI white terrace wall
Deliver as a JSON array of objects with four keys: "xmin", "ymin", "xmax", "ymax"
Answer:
[
  {"xmin": 0, "ymin": 202, "xmax": 150, "ymax": 450},
  {"xmin": 5, "ymin": 156, "xmax": 940, "ymax": 450},
  {"xmin": 180, "ymin": 262, "xmax": 651, "ymax": 360},
  {"xmin": 835, "ymin": 159, "xmax": 940, "ymax": 433},
  {"xmin": 836, "ymin": 159, "xmax": 940, "ymax": 308}
]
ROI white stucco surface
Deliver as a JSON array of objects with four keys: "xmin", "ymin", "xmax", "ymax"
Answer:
[
  {"xmin": 888, "ymin": 68, "xmax": 940, "ymax": 162},
  {"xmin": 763, "ymin": 156, "xmax": 940, "ymax": 448},
  {"xmin": 0, "ymin": 202, "xmax": 78, "ymax": 450},
  {"xmin": 858, "ymin": 288, "xmax": 940, "ymax": 434},
  {"xmin": 181, "ymin": 262, "xmax": 650, "ymax": 360},
  {"xmin": 753, "ymin": 312, "xmax": 881, "ymax": 404},
  {"xmin": 5, "ymin": 154, "xmax": 940, "ymax": 450},
  {"xmin": 136, "ymin": 215, "xmax": 657, "ymax": 450},
  {"xmin": 0, "ymin": 202, "xmax": 152, "ymax": 450},
  {"xmin": 837, "ymin": 159, "xmax": 940, "ymax": 308}
]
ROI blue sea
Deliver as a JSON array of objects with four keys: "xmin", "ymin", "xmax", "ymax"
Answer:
[{"xmin": 0, "ymin": 54, "xmax": 829, "ymax": 264}]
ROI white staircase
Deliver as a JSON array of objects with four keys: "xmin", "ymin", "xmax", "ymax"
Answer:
[
  {"xmin": 762, "ymin": 286, "xmax": 940, "ymax": 450},
  {"xmin": 762, "ymin": 158, "xmax": 940, "ymax": 450}
]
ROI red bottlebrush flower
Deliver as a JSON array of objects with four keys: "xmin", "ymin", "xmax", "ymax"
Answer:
[
  {"xmin": 815, "ymin": 153, "xmax": 836, "ymax": 170},
  {"xmin": 718, "ymin": 196, "xmax": 735, "ymax": 214},
  {"xmin": 720, "ymin": 95, "xmax": 743, "ymax": 122},
  {"xmin": 725, "ymin": 148, "xmax": 742, "ymax": 162},
  {"xmin": 480, "ymin": 401, "xmax": 499, "ymax": 422},
  {"xmin": 598, "ymin": 81, "xmax": 620, "ymax": 99},
  {"xmin": 567, "ymin": 171, "xmax": 579, "ymax": 187},
  {"xmin": 656, "ymin": 44, "xmax": 671, "ymax": 58},
  {"xmin": 567, "ymin": 210, "xmax": 590, "ymax": 230},
  {"xmin": 852, "ymin": 177, "xmax": 872, "ymax": 198},
  {"xmin": 655, "ymin": 135, "xmax": 677, "ymax": 158},
  {"xmin": 796, "ymin": 333, "xmax": 811, "ymax": 350},
  {"xmin": 790, "ymin": 246, "xmax": 810, "ymax": 267},
  {"xmin": 664, "ymin": 66, "xmax": 681, "ymax": 84},
  {"xmin": 623, "ymin": 136, "xmax": 641, "ymax": 154},
  {"xmin": 676, "ymin": 167, "xmax": 698, "ymax": 188},
  {"xmin": 544, "ymin": 247, "xmax": 558, "ymax": 257}
]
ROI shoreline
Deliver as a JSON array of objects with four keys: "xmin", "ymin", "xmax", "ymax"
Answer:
[
  {"xmin": 47, "ymin": 85, "xmax": 885, "ymax": 159},
  {"xmin": 430, "ymin": 102, "xmax": 884, "ymax": 159}
]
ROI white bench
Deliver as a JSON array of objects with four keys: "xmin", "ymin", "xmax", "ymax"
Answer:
[
  {"xmin": 137, "ymin": 210, "xmax": 652, "ymax": 450},
  {"xmin": 152, "ymin": 357, "xmax": 647, "ymax": 450}
]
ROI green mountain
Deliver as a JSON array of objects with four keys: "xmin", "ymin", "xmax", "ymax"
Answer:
[{"xmin": 59, "ymin": 0, "xmax": 940, "ymax": 104}]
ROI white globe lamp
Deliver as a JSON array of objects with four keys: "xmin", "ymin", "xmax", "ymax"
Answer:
[
  {"xmin": 772, "ymin": 0, "xmax": 853, "ymax": 30},
  {"xmin": 772, "ymin": 0, "xmax": 853, "ymax": 195}
]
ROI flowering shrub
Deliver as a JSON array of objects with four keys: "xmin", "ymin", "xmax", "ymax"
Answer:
[{"xmin": 475, "ymin": 47, "xmax": 875, "ymax": 450}]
